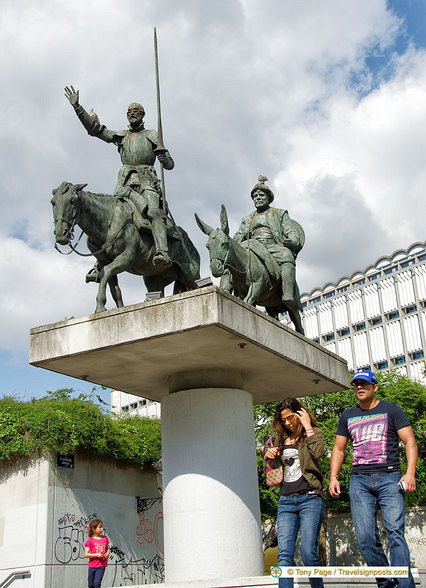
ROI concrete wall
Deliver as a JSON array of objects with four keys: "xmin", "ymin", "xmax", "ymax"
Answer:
[
  {"xmin": 0, "ymin": 453, "xmax": 164, "ymax": 587},
  {"xmin": 0, "ymin": 457, "xmax": 50, "ymax": 587},
  {"xmin": 327, "ymin": 507, "xmax": 426, "ymax": 569}
]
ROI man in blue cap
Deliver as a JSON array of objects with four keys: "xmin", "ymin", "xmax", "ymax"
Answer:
[{"xmin": 329, "ymin": 370, "xmax": 417, "ymax": 588}]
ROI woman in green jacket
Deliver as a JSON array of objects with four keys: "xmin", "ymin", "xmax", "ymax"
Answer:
[{"xmin": 264, "ymin": 398, "xmax": 325, "ymax": 588}]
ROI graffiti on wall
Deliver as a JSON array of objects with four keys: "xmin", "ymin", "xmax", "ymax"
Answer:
[
  {"xmin": 136, "ymin": 497, "xmax": 160, "ymax": 513},
  {"xmin": 54, "ymin": 499, "xmax": 164, "ymax": 585},
  {"xmin": 408, "ymin": 536, "xmax": 426, "ymax": 546},
  {"xmin": 109, "ymin": 545, "xmax": 164, "ymax": 585},
  {"xmin": 55, "ymin": 512, "xmax": 97, "ymax": 564},
  {"xmin": 136, "ymin": 508, "xmax": 163, "ymax": 560}
]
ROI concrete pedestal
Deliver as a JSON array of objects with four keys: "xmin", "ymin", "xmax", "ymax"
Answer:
[
  {"xmin": 29, "ymin": 287, "xmax": 350, "ymax": 584},
  {"xmin": 162, "ymin": 387, "xmax": 263, "ymax": 583},
  {"xmin": 29, "ymin": 286, "xmax": 349, "ymax": 403}
]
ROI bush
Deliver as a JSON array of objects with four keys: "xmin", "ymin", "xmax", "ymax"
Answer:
[{"xmin": 0, "ymin": 388, "xmax": 161, "ymax": 466}]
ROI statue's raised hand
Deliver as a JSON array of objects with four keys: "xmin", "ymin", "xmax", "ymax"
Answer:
[{"xmin": 64, "ymin": 85, "xmax": 79, "ymax": 107}]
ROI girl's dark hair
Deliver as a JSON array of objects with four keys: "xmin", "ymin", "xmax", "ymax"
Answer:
[
  {"xmin": 271, "ymin": 397, "xmax": 318, "ymax": 444},
  {"xmin": 88, "ymin": 518, "xmax": 103, "ymax": 537}
]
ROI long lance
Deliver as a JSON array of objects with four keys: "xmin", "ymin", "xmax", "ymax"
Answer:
[
  {"xmin": 153, "ymin": 27, "xmax": 193, "ymax": 267},
  {"xmin": 154, "ymin": 27, "xmax": 167, "ymax": 212}
]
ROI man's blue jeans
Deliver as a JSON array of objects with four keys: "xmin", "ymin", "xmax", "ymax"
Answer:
[
  {"xmin": 277, "ymin": 493, "xmax": 324, "ymax": 588},
  {"xmin": 349, "ymin": 472, "xmax": 415, "ymax": 588}
]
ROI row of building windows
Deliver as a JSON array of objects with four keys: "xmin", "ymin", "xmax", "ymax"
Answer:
[
  {"xmin": 290, "ymin": 243, "xmax": 426, "ymax": 384},
  {"xmin": 302, "ymin": 248, "xmax": 425, "ymax": 307},
  {"xmin": 121, "ymin": 398, "xmax": 151, "ymax": 412},
  {"xmin": 308, "ymin": 307, "xmax": 419, "ymax": 343},
  {"xmin": 348, "ymin": 349, "xmax": 424, "ymax": 373}
]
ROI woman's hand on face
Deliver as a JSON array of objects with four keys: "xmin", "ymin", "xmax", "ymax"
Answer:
[
  {"xmin": 264, "ymin": 447, "xmax": 280, "ymax": 459},
  {"xmin": 296, "ymin": 408, "xmax": 312, "ymax": 431}
]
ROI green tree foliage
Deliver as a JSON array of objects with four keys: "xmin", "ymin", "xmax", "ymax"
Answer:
[
  {"xmin": 0, "ymin": 388, "xmax": 161, "ymax": 466},
  {"xmin": 255, "ymin": 371, "xmax": 426, "ymax": 520}
]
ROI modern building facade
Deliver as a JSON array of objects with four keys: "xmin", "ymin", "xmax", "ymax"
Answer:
[
  {"xmin": 289, "ymin": 241, "xmax": 426, "ymax": 383},
  {"xmin": 112, "ymin": 241, "xmax": 426, "ymax": 417},
  {"xmin": 111, "ymin": 389, "xmax": 161, "ymax": 419}
]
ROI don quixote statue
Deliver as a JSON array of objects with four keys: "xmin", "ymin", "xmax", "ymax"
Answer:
[{"xmin": 52, "ymin": 30, "xmax": 200, "ymax": 313}]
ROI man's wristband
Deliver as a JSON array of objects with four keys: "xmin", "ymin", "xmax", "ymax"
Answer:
[
  {"xmin": 305, "ymin": 428, "xmax": 313, "ymax": 433},
  {"xmin": 330, "ymin": 474, "xmax": 338, "ymax": 479}
]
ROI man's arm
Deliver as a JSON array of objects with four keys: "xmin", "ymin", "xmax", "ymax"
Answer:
[
  {"xmin": 145, "ymin": 130, "xmax": 174, "ymax": 170},
  {"xmin": 329, "ymin": 434, "xmax": 348, "ymax": 497},
  {"xmin": 276, "ymin": 210, "xmax": 301, "ymax": 251},
  {"xmin": 398, "ymin": 425, "xmax": 417, "ymax": 492},
  {"xmin": 156, "ymin": 149, "xmax": 174, "ymax": 170},
  {"xmin": 154, "ymin": 146, "xmax": 174, "ymax": 170},
  {"xmin": 233, "ymin": 216, "xmax": 249, "ymax": 243},
  {"xmin": 283, "ymin": 219, "xmax": 300, "ymax": 249},
  {"xmin": 64, "ymin": 85, "xmax": 117, "ymax": 143}
]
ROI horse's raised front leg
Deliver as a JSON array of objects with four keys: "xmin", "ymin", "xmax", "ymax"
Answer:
[
  {"xmin": 95, "ymin": 254, "xmax": 132, "ymax": 313},
  {"xmin": 108, "ymin": 275, "xmax": 124, "ymax": 308}
]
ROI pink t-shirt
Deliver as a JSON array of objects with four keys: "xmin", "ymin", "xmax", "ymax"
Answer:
[{"xmin": 85, "ymin": 535, "xmax": 109, "ymax": 568}]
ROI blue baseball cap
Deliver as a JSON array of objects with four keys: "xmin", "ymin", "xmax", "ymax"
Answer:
[{"xmin": 351, "ymin": 369, "xmax": 378, "ymax": 384}]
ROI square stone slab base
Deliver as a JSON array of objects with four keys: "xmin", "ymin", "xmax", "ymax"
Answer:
[{"xmin": 30, "ymin": 286, "xmax": 349, "ymax": 403}]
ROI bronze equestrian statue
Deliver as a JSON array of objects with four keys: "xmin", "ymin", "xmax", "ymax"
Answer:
[
  {"xmin": 52, "ymin": 182, "xmax": 200, "ymax": 313},
  {"xmin": 57, "ymin": 86, "xmax": 201, "ymax": 311}
]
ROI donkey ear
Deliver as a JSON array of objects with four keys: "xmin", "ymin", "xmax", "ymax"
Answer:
[
  {"xmin": 220, "ymin": 205, "xmax": 229, "ymax": 235},
  {"xmin": 194, "ymin": 213, "xmax": 213, "ymax": 235},
  {"xmin": 74, "ymin": 183, "xmax": 88, "ymax": 192}
]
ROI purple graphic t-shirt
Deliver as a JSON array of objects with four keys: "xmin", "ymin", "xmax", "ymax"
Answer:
[{"xmin": 336, "ymin": 401, "xmax": 410, "ymax": 474}]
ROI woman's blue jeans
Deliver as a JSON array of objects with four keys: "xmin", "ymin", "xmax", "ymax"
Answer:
[
  {"xmin": 349, "ymin": 472, "xmax": 415, "ymax": 588},
  {"xmin": 277, "ymin": 493, "xmax": 324, "ymax": 588}
]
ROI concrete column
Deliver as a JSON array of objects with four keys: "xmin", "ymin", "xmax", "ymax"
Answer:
[{"xmin": 161, "ymin": 386, "xmax": 264, "ymax": 583}]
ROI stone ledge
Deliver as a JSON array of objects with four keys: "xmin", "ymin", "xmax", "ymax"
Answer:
[{"xmin": 29, "ymin": 286, "xmax": 349, "ymax": 403}]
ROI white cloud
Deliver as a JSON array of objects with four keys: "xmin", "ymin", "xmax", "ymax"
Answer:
[
  {"xmin": 0, "ymin": 236, "xmax": 93, "ymax": 349},
  {"xmin": 275, "ymin": 46, "xmax": 426, "ymax": 292},
  {"xmin": 0, "ymin": 0, "xmax": 424, "ymax": 365}
]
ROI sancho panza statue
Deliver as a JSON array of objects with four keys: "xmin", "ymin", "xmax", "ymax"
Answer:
[
  {"xmin": 195, "ymin": 175, "xmax": 304, "ymax": 333},
  {"xmin": 233, "ymin": 176, "xmax": 304, "ymax": 326},
  {"xmin": 65, "ymin": 86, "xmax": 174, "ymax": 272}
]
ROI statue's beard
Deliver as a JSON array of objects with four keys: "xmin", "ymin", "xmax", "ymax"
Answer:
[{"xmin": 129, "ymin": 119, "xmax": 145, "ymax": 131}]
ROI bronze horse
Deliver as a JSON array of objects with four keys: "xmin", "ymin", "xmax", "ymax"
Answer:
[
  {"xmin": 52, "ymin": 182, "xmax": 200, "ymax": 313},
  {"xmin": 195, "ymin": 205, "xmax": 304, "ymax": 334}
]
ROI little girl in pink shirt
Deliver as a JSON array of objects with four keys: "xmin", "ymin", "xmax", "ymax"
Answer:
[{"xmin": 85, "ymin": 518, "xmax": 110, "ymax": 588}]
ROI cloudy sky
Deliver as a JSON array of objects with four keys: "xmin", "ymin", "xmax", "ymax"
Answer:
[{"xmin": 1, "ymin": 0, "xmax": 425, "ymax": 400}]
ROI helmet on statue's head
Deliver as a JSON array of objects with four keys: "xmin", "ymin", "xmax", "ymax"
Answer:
[{"xmin": 250, "ymin": 175, "xmax": 274, "ymax": 203}]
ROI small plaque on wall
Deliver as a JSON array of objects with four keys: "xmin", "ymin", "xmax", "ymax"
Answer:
[{"xmin": 57, "ymin": 453, "xmax": 74, "ymax": 468}]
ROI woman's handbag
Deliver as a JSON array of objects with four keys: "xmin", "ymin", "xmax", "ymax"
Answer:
[{"xmin": 262, "ymin": 436, "xmax": 283, "ymax": 487}]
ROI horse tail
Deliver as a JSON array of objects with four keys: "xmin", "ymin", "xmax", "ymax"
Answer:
[{"xmin": 176, "ymin": 226, "xmax": 201, "ymax": 285}]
